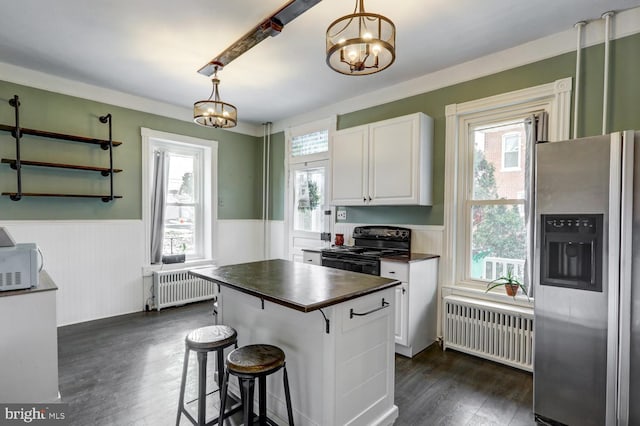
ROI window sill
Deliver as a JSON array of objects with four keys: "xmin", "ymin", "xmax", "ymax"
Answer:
[
  {"xmin": 142, "ymin": 259, "xmax": 216, "ymax": 277},
  {"xmin": 442, "ymin": 284, "xmax": 534, "ymax": 309}
]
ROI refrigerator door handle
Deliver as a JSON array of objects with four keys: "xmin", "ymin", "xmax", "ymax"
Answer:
[
  {"xmin": 617, "ymin": 130, "xmax": 635, "ymax": 426},
  {"xmin": 605, "ymin": 132, "xmax": 622, "ymax": 426}
]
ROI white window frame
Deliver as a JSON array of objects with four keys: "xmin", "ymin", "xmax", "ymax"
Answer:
[
  {"xmin": 284, "ymin": 117, "xmax": 336, "ymax": 260},
  {"xmin": 501, "ymin": 132, "xmax": 521, "ymax": 171},
  {"xmin": 141, "ymin": 128, "xmax": 218, "ymax": 269},
  {"xmin": 442, "ymin": 77, "xmax": 571, "ymax": 296}
]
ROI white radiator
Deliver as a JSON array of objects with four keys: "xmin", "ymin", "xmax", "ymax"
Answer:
[
  {"xmin": 152, "ymin": 268, "xmax": 216, "ymax": 311},
  {"xmin": 443, "ymin": 295, "xmax": 534, "ymax": 372}
]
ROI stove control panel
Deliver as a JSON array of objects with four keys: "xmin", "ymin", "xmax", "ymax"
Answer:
[{"xmin": 353, "ymin": 226, "xmax": 411, "ymax": 241}]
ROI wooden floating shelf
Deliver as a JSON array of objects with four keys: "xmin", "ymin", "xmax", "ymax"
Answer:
[
  {"xmin": 0, "ymin": 123, "xmax": 123, "ymax": 148},
  {"xmin": 2, "ymin": 158, "xmax": 122, "ymax": 175},
  {"xmin": 2, "ymin": 192, "xmax": 123, "ymax": 202}
]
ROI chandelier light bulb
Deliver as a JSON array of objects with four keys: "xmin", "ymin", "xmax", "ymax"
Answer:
[{"xmin": 325, "ymin": 0, "xmax": 396, "ymax": 75}]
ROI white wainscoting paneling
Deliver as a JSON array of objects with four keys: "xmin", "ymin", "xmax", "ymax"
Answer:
[
  {"xmin": 268, "ymin": 220, "xmax": 286, "ymax": 260},
  {"xmin": 0, "ymin": 220, "xmax": 144, "ymax": 326},
  {"xmin": 216, "ymin": 220, "xmax": 286, "ymax": 265}
]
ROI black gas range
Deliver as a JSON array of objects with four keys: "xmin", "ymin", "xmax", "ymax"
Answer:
[{"xmin": 321, "ymin": 226, "xmax": 411, "ymax": 275}]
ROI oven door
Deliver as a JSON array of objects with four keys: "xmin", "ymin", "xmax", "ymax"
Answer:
[
  {"xmin": 346, "ymin": 259, "xmax": 379, "ymax": 275},
  {"xmin": 321, "ymin": 257, "xmax": 379, "ymax": 275},
  {"xmin": 321, "ymin": 256, "xmax": 346, "ymax": 270}
]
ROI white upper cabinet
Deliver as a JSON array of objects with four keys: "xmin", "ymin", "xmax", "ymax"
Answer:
[
  {"xmin": 330, "ymin": 124, "xmax": 369, "ymax": 205},
  {"xmin": 330, "ymin": 112, "xmax": 433, "ymax": 206}
]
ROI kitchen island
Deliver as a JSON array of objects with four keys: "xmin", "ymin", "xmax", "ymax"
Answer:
[{"xmin": 190, "ymin": 259, "xmax": 400, "ymax": 426}]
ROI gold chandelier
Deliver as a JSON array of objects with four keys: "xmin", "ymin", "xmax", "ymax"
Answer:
[
  {"xmin": 193, "ymin": 62, "xmax": 237, "ymax": 128},
  {"xmin": 326, "ymin": 0, "xmax": 396, "ymax": 76}
]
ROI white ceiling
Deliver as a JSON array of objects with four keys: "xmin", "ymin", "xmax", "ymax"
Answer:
[{"xmin": 1, "ymin": 0, "xmax": 639, "ymax": 126}]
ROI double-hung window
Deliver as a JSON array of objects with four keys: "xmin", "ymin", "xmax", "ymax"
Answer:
[
  {"xmin": 162, "ymin": 147, "xmax": 203, "ymax": 257},
  {"xmin": 443, "ymin": 78, "xmax": 571, "ymax": 297},
  {"xmin": 469, "ymin": 121, "xmax": 527, "ymax": 282},
  {"xmin": 141, "ymin": 128, "xmax": 217, "ymax": 266}
]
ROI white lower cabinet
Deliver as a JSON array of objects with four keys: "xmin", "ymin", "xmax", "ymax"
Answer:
[
  {"xmin": 394, "ymin": 283, "xmax": 409, "ymax": 346},
  {"xmin": 382, "ymin": 257, "xmax": 438, "ymax": 357},
  {"xmin": 302, "ymin": 249, "xmax": 321, "ymax": 265}
]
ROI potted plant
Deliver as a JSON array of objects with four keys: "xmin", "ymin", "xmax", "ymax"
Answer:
[{"xmin": 485, "ymin": 269, "xmax": 528, "ymax": 299}]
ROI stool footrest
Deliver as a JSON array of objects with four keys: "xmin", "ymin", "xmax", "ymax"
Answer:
[{"xmin": 179, "ymin": 395, "xmax": 242, "ymax": 426}]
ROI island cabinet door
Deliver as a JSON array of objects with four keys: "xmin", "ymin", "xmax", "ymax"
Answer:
[{"xmin": 333, "ymin": 287, "xmax": 397, "ymax": 426}]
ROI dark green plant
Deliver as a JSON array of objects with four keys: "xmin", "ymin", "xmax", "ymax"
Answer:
[{"xmin": 485, "ymin": 269, "xmax": 529, "ymax": 300}]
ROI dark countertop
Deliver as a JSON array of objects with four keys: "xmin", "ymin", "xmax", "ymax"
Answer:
[
  {"xmin": 381, "ymin": 252, "xmax": 440, "ymax": 263},
  {"xmin": 0, "ymin": 270, "xmax": 57, "ymax": 298},
  {"xmin": 189, "ymin": 259, "xmax": 400, "ymax": 313},
  {"xmin": 301, "ymin": 248, "xmax": 323, "ymax": 253}
]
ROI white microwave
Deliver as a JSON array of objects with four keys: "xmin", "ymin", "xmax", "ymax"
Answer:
[{"xmin": 0, "ymin": 243, "xmax": 39, "ymax": 291}]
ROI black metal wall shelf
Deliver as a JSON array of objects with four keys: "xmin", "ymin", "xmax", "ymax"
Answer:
[
  {"xmin": 0, "ymin": 124, "xmax": 123, "ymax": 149},
  {"xmin": 1, "ymin": 95, "xmax": 123, "ymax": 202},
  {"xmin": 1, "ymin": 192, "xmax": 123, "ymax": 202},
  {"xmin": 1, "ymin": 159, "xmax": 123, "ymax": 175}
]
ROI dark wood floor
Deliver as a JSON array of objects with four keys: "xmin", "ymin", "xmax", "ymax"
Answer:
[{"xmin": 57, "ymin": 301, "xmax": 535, "ymax": 426}]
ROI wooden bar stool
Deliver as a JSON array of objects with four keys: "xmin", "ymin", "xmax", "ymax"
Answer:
[
  {"xmin": 176, "ymin": 325, "xmax": 240, "ymax": 426},
  {"xmin": 218, "ymin": 344, "xmax": 294, "ymax": 426}
]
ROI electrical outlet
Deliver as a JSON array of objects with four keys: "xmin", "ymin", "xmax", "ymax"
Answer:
[{"xmin": 337, "ymin": 210, "xmax": 347, "ymax": 220}]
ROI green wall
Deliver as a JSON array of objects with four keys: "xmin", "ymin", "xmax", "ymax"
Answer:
[
  {"xmin": 0, "ymin": 81, "xmax": 263, "ymax": 220},
  {"xmin": 313, "ymin": 32, "xmax": 639, "ymax": 225},
  {"xmin": 268, "ymin": 131, "xmax": 285, "ymax": 221},
  {"xmin": 4, "ymin": 33, "xmax": 639, "ymax": 223}
]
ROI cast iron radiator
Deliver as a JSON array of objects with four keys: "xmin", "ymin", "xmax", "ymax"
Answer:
[{"xmin": 443, "ymin": 295, "xmax": 534, "ymax": 372}]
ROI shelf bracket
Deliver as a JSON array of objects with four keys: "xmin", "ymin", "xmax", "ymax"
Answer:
[
  {"xmin": 8, "ymin": 95, "xmax": 22, "ymax": 201},
  {"xmin": 98, "ymin": 113, "xmax": 114, "ymax": 202},
  {"xmin": 318, "ymin": 309, "xmax": 330, "ymax": 334}
]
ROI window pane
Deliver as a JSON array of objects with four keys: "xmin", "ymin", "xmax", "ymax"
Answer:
[
  {"xmin": 473, "ymin": 122, "xmax": 525, "ymax": 199},
  {"xmin": 162, "ymin": 152, "xmax": 198, "ymax": 256},
  {"xmin": 163, "ymin": 205, "xmax": 195, "ymax": 255},
  {"xmin": 291, "ymin": 130, "xmax": 329, "ymax": 157},
  {"xmin": 502, "ymin": 133, "xmax": 521, "ymax": 169},
  {"xmin": 167, "ymin": 154, "xmax": 195, "ymax": 203},
  {"xmin": 504, "ymin": 151, "xmax": 519, "ymax": 168},
  {"xmin": 470, "ymin": 204, "xmax": 525, "ymax": 283},
  {"xmin": 293, "ymin": 167, "xmax": 325, "ymax": 232}
]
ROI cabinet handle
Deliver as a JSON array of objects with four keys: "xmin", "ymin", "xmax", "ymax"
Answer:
[
  {"xmin": 307, "ymin": 259, "xmax": 313, "ymax": 262},
  {"xmin": 389, "ymin": 271, "xmax": 395, "ymax": 274},
  {"xmin": 402, "ymin": 288, "xmax": 406, "ymax": 294},
  {"xmin": 363, "ymin": 197, "xmax": 367, "ymax": 202},
  {"xmin": 350, "ymin": 298, "xmax": 389, "ymax": 318},
  {"xmin": 368, "ymin": 196, "xmax": 372, "ymax": 201}
]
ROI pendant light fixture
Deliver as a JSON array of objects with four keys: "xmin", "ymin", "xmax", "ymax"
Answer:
[
  {"xmin": 326, "ymin": 0, "xmax": 396, "ymax": 76},
  {"xmin": 193, "ymin": 62, "xmax": 237, "ymax": 128}
]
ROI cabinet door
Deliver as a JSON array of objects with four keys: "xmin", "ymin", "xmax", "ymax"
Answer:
[
  {"xmin": 302, "ymin": 251, "xmax": 321, "ymax": 265},
  {"xmin": 330, "ymin": 125, "xmax": 368, "ymax": 205},
  {"xmin": 369, "ymin": 115, "xmax": 419, "ymax": 205},
  {"xmin": 394, "ymin": 283, "xmax": 409, "ymax": 346}
]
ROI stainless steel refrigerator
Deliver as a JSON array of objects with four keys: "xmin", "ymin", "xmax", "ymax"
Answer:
[{"xmin": 534, "ymin": 130, "xmax": 639, "ymax": 426}]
